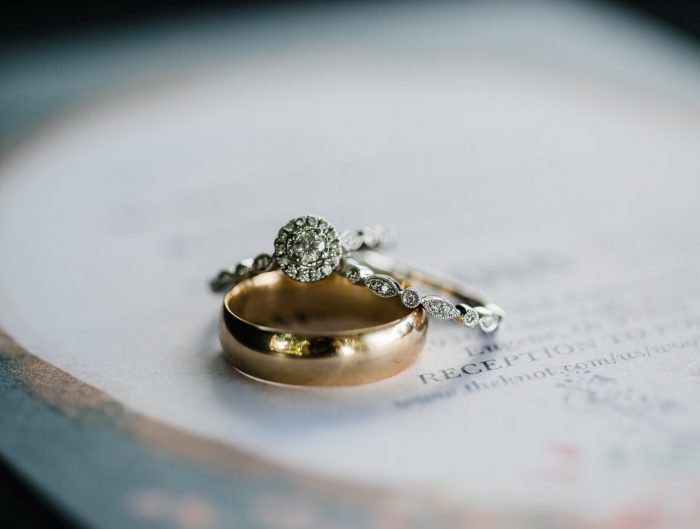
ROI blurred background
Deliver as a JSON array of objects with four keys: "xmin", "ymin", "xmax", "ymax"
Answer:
[
  {"xmin": 2, "ymin": 0, "xmax": 700, "ymax": 152},
  {"xmin": 2, "ymin": 1, "xmax": 700, "ymax": 44}
]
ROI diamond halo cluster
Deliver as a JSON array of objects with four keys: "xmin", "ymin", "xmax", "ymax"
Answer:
[{"xmin": 274, "ymin": 215, "xmax": 342, "ymax": 282}]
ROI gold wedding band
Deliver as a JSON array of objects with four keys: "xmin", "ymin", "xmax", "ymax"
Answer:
[{"xmin": 219, "ymin": 271, "xmax": 428, "ymax": 386}]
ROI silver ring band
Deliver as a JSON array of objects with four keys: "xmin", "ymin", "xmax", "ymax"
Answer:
[{"xmin": 341, "ymin": 251, "xmax": 505, "ymax": 333}]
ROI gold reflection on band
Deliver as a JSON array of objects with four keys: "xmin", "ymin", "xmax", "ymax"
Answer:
[{"xmin": 269, "ymin": 333, "xmax": 309, "ymax": 356}]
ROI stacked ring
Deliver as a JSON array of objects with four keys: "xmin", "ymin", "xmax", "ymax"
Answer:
[
  {"xmin": 219, "ymin": 271, "xmax": 427, "ymax": 386},
  {"xmin": 210, "ymin": 214, "xmax": 505, "ymax": 386},
  {"xmin": 210, "ymin": 218, "xmax": 395, "ymax": 292},
  {"xmin": 211, "ymin": 214, "xmax": 504, "ymax": 334}
]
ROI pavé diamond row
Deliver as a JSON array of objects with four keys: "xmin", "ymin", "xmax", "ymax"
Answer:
[{"xmin": 339, "ymin": 255, "xmax": 504, "ymax": 333}]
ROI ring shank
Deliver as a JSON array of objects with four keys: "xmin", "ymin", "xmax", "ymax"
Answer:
[
  {"xmin": 228, "ymin": 272, "xmax": 411, "ymax": 332},
  {"xmin": 357, "ymin": 250, "xmax": 505, "ymax": 317}
]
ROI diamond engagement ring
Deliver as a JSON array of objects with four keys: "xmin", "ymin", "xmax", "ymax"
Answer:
[
  {"xmin": 210, "ymin": 214, "xmax": 504, "ymax": 333},
  {"xmin": 210, "ymin": 215, "xmax": 394, "ymax": 290}
]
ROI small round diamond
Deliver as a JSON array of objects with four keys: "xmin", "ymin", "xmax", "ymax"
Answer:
[
  {"xmin": 340, "ymin": 230, "xmax": 363, "ymax": 251},
  {"xmin": 292, "ymin": 231, "xmax": 326, "ymax": 265},
  {"xmin": 462, "ymin": 308, "xmax": 479, "ymax": 328},
  {"xmin": 235, "ymin": 263, "xmax": 250, "ymax": 278},
  {"xmin": 361, "ymin": 226, "xmax": 379, "ymax": 248},
  {"xmin": 479, "ymin": 313, "xmax": 499, "ymax": 333},
  {"xmin": 253, "ymin": 253, "xmax": 272, "ymax": 272},
  {"xmin": 346, "ymin": 268, "xmax": 361, "ymax": 283},
  {"xmin": 401, "ymin": 288, "xmax": 421, "ymax": 308},
  {"xmin": 274, "ymin": 215, "xmax": 341, "ymax": 282}
]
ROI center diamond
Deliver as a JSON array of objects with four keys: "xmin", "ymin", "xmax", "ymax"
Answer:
[
  {"xmin": 291, "ymin": 231, "xmax": 326, "ymax": 266},
  {"xmin": 274, "ymin": 215, "xmax": 342, "ymax": 282}
]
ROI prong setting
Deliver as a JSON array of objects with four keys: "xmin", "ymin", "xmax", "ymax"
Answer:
[
  {"xmin": 475, "ymin": 306, "xmax": 500, "ymax": 333},
  {"xmin": 401, "ymin": 288, "xmax": 421, "ymax": 308},
  {"xmin": 457, "ymin": 303, "xmax": 480, "ymax": 328},
  {"xmin": 274, "ymin": 215, "xmax": 341, "ymax": 282}
]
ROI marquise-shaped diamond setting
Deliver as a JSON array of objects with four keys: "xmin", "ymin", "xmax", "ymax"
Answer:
[
  {"xmin": 365, "ymin": 274, "xmax": 402, "ymax": 298},
  {"xmin": 422, "ymin": 296, "xmax": 460, "ymax": 320}
]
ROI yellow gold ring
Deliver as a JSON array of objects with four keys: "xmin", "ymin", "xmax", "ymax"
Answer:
[{"xmin": 219, "ymin": 271, "xmax": 428, "ymax": 386}]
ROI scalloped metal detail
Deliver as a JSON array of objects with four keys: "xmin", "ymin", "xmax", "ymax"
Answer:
[
  {"xmin": 365, "ymin": 275, "xmax": 401, "ymax": 298},
  {"xmin": 422, "ymin": 296, "xmax": 460, "ymax": 320}
]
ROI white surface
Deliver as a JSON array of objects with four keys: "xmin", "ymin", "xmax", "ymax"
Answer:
[{"xmin": 1, "ymin": 1, "xmax": 700, "ymax": 523}]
